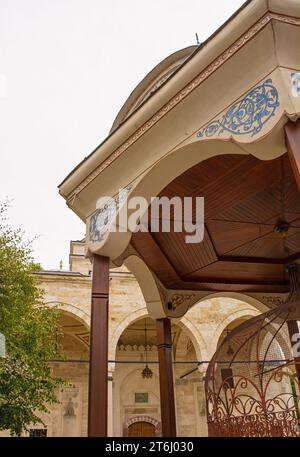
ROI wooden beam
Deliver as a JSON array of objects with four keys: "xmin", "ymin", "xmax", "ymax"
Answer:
[
  {"xmin": 131, "ymin": 231, "xmax": 181, "ymax": 287},
  {"xmin": 285, "ymin": 120, "xmax": 300, "ymax": 191},
  {"xmin": 156, "ymin": 318, "xmax": 177, "ymax": 437},
  {"xmin": 88, "ymin": 254, "xmax": 109, "ymax": 437}
]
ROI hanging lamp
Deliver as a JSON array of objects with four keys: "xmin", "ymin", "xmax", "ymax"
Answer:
[{"xmin": 141, "ymin": 319, "xmax": 153, "ymax": 379}]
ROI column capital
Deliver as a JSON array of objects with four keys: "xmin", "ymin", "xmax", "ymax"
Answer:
[{"xmin": 108, "ymin": 361, "xmax": 116, "ymax": 374}]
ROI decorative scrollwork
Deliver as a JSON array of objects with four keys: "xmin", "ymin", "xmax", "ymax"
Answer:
[
  {"xmin": 89, "ymin": 185, "xmax": 132, "ymax": 242},
  {"xmin": 205, "ymin": 286, "xmax": 300, "ymax": 437},
  {"xmin": 197, "ymin": 79, "xmax": 279, "ymax": 138},
  {"xmin": 262, "ymin": 296, "xmax": 285, "ymax": 306},
  {"xmin": 291, "ymin": 72, "xmax": 300, "ymax": 98},
  {"xmin": 170, "ymin": 293, "xmax": 195, "ymax": 310},
  {"xmin": 208, "ymin": 410, "xmax": 300, "ymax": 437}
]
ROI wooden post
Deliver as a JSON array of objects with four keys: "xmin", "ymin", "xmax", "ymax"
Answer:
[
  {"xmin": 287, "ymin": 320, "xmax": 300, "ymax": 388},
  {"xmin": 285, "ymin": 119, "xmax": 300, "ymax": 190},
  {"xmin": 156, "ymin": 318, "xmax": 177, "ymax": 437},
  {"xmin": 88, "ymin": 254, "xmax": 109, "ymax": 437},
  {"xmin": 285, "ymin": 120, "xmax": 300, "ymax": 386}
]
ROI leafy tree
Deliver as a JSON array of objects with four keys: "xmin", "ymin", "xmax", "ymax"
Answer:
[{"xmin": 0, "ymin": 201, "xmax": 63, "ymax": 436}]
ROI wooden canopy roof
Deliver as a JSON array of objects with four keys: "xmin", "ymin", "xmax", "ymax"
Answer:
[
  {"xmin": 131, "ymin": 153, "xmax": 300, "ymax": 294},
  {"xmin": 58, "ymin": 0, "xmax": 300, "ymax": 318}
]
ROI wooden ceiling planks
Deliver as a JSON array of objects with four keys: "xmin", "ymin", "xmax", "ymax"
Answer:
[{"xmin": 131, "ymin": 153, "xmax": 300, "ymax": 293}]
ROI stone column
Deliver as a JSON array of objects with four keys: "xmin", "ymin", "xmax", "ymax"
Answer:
[{"xmin": 107, "ymin": 363, "xmax": 115, "ymax": 437}]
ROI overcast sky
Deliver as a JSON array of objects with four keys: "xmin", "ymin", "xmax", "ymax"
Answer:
[{"xmin": 0, "ymin": 0, "xmax": 245, "ymax": 270}]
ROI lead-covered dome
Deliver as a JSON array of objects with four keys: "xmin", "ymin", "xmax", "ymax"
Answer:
[{"xmin": 110, "ymin": 45, "xmax": 197, "ymax": 133}]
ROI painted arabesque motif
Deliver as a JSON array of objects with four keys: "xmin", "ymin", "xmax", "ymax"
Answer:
[
  {"xmin": 197, "ymin": 79, "xmax": 279, "ymax": 138},
  {"xmin": 89, "ymin": 185, "xmax": 132, "ymax": 242}
]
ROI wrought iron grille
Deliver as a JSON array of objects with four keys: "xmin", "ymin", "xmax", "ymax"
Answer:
[{"xmin": 205, "ymin": 265, "xmax": 300, "ymax": 437}]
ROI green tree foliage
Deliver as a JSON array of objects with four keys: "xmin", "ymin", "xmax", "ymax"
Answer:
[{"xmin": 0, "ymin": 201, "xmax": 63, "ymax": 435}]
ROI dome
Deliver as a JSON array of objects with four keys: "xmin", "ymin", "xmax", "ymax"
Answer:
[{"xmin": 110, "ymin": 45, "xmax": 197, "ymax": 133}]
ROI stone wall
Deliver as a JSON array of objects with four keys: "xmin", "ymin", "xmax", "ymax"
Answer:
[
  {"xmin": 2, "ymin": 240, "xmax": 290, "ymax": 437},
  {"xmin": 34, "ymin": 250, "xmax": 265, "ymax": 437}
]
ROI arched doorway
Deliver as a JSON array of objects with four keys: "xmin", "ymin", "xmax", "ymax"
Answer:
[
  {"xmin": 114, "ymin": 317, "xmax": 161, "ymax": 436},
  {"xmin": 125, "ymin": 416, "xmax": 160, "ymax": 437},
  {"xmin": 128, "ymin": 421, "xmax": 156, "ymax": 437},
  {"xmin": 114, "ymin": 315, "xmax": 201, "ymax": 436}
]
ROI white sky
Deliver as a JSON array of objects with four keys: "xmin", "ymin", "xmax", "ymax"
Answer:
[{"xmin": 0, "ymin": 0, "xmax": 246, "ymax": 270}]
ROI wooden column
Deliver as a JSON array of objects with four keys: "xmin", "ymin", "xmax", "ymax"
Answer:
[
  {"xmin": 287, "ymin": 320, "xmax": 300, "ymax": 387},
  {"xmin": 286, "ymin": 120, "xmax": 300, "ymax": 386},
  {"xmin": 156, "ymin": 318, "xmax": 177, "ymax": 437},
  {"xmin": 285, "ymin": 119, "xmax": 300, "ymax": 190},
  {"xmin": 88, "ymin": 254, "xmax": 109, "ymax": 437}
]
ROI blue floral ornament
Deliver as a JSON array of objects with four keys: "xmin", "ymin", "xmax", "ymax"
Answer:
[
  {"xmin": 291, "ymin": 72, "xmax": 300, "ymax": 97},
  {"xmin": 197, "ymin": 79, "xmax": 279, "ymax": 138}
]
